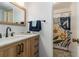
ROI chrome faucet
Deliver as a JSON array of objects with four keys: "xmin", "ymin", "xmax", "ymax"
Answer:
[{"xmin": 6, "ymin": 27, "xmax": 12, "ymax": 37}]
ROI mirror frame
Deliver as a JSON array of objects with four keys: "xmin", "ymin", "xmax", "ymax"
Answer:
[{"xmin": 0, "ymin": 2, "xmax": 26, "ymax": 26}]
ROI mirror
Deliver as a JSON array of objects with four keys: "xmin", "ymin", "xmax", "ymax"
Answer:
[{"xmin": 0, "ymin": 2, "xmax": 26, "ymax": 26}]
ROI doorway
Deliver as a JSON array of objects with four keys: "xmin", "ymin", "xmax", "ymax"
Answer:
[{"xmin": 53, "ymin": 2, "xmax": 72, "ymax": 57}]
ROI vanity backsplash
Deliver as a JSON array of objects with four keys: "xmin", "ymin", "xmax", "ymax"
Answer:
[{"xmin": 0, "ymin": 25, "xmax": 26, "ymax": 38}]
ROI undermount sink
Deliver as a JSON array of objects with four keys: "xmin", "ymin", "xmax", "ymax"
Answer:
[
  {"xmin": 7, "ymin": 35, "xmax": 26, "ymax": 39},
  {"xmin": 6, "ymin": 34, "xmax": 31, "ymax": 39},
  {"xmin": 13, "ymin": 34, "xmax": 27, "ymax": 37},
  {"xmin": 0, "ymin": 35, "xmax": 25, "ymax": 40}
]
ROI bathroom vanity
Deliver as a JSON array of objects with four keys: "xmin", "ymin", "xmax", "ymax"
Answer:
[
  {"xmin": 0, "ymin": 34, "xmax": 39, "ymax": 57},
  {"xmin": 0, "ymin": 2, "xmax": 39, "ymax": 57}
]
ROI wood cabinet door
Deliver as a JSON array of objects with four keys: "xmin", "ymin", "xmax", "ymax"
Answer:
[
  {"xmin": 0, "ymin": 40, "xmax": 26, "ymax": 57},
  {"xmin": 25, "ymin": 36, "xmax": 39, "ymax": 57},
  {"xmin": 30, "ymin": 38, "xmax": 35, "ymax": 57},
  {"xmin": 16, "ymin": 40, "xmax": 26, "ymax": 57},
  {"xmin": 25, "ymin": 39, "xmax": 31, "ymax": 57},
  {"xmin": 0, "ymin": 43, "xmax": 17, "ymax": 57},
  {"xmin": 0, "ymin": 49, "xmax": 6, "ymax": 57},
  {"xmin": 6, "ymin": 45, "xmax": 16, "ymax": 57},
  {"xmin": 6, "ymin": 40, "xmax": 26, "ymax": 57},
  {"xmin": 30, "ymin": 36, "xmax": 39, "ymax": 57}
]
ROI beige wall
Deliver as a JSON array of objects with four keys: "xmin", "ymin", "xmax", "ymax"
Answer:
[{"xmin": 69, "ymin": 3, "xmax": 78, "ymax": 57}]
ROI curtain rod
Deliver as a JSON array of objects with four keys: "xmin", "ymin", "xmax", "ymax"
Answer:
[
  {"xmin": 54, "ymin": 11, "xmax": 71, "ymax": 14},
  {"xmin": 28, "ymin": 20, "xmax": 46, "ymax": 23}
]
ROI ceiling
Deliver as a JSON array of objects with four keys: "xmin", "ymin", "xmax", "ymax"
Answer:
[
  {"xmin": 0, "ymin": 2, "xmax": 13, "ymax": 10},
  {"xmin": 53, "ymin": 2, "xmax": 72, "ymax": 10}
]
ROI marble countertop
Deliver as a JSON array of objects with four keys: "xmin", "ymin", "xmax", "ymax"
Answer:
[{"xmin": 0, "ymin": 34, "xmax": 39, "ymax": 47}]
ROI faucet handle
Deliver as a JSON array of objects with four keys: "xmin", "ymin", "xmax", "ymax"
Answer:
[{"xmin": 11, "ymin": 32, "xmax": 15, "ymax": 37}]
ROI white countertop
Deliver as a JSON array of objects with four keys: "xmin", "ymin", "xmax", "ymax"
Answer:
[{"xmin": 0, "ymin": 34, "xmax": 39, "ymax": 47}]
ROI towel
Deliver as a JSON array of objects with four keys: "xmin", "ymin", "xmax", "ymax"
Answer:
[
  {"xmin": 29, "ymin": 20, "xmax": 41, "ymax": 32},
  {"xmin": 32, "ymin": 21, "xmax": 37, "ymax": 27}
]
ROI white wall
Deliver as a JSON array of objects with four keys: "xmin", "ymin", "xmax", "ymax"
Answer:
[{"xmin": 25, "ymin": 2, "xmax": 53, "ymax": 57}]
